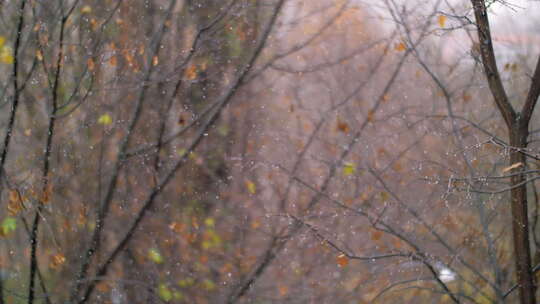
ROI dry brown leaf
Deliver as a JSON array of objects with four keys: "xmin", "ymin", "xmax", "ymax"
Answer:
[
  {"xmin": 502, "ymin": 162, "xmax": 523, "ymax": 173},
  {"xmin": 337, "ymin": 119, "xmax": 350, "ymax": 133}
]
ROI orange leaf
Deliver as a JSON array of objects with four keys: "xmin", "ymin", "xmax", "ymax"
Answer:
[
  {"xmin": 41, "ymin": 184, "xmax": 52, "ymax": 204},
  {"xmin": 50, "ymin": 253, "xmax": 66, "ymax": 269},
  {"xmin": 336, "ymin": 119, "xmax": 350, "ymax": 133},
  {"xmin": 462, "ymin": 93, "xmax": 471, "ymax": 102},
  {"xmin": 394, "ymin": 42, "xmax": 406, "ymax": 52},
  {"xmin": 123, "ymin": 51, "xmax": 134, "ymax": 66},
  {"xmin": 185, "ymin": 64, "xmax": 198, "ymax": 80},
  {"xmin": 7, "ymin": 190, "xmax": 24, "ymax": 216},
  {"xmin": 96, "ymin": 281, "xmax": 110, "ymax": 293},
  {"xmin": 278, "ymin": 285, "xmax": 289, "ymax": 297},
  {"xmin": 87, "ymin": 58, "xmax": 95, "ymax": 71},
  {"xmin": 109, "ymin": 55, "xmax": 117, "ymax": 67},
  {"xmin": 199, "ymin": 255, "xmax": 209, "ymax": 264},
  {"xmin": 251, "ymin": 219, "xmax": 261, "ymax": 229},
  {"xmin": 371, "ymin": 230, "xmax": 383, "ymax": 241},
  {"xmin": 169, "ymin": 221, "xmax": 186, "ymax": 233},
  {"xmin": 336, "ymin": 254, "xmax": 349, "ymax": 267},
  {"xmin": 438, "ymin": 15, "xmax": 447, "ymax": 28},
  {"xmin": 367, "ymin": 110, "xmax": 375, "ymax": 122}
]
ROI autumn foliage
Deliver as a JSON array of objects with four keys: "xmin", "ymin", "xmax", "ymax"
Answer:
[{"xmin": 0, "ymin": 0, "xmax": 539, "ymax": 303}]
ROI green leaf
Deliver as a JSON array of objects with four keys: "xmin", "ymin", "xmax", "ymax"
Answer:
[
  {"xmin": 202, "ymin": 229, "xmax": 222, "ymax": 250},
  {"xmin": 158, "ymin": 284, "xmax": 173, "ymax": 302},
  {"xmin": 201, "ymin": 279, "xmax": 216, "ymax": 291},
  {"xmin": 217, "ymin": 125, "xmax": 229, "ymax": 136},
  {"xmin": 173, "ymin": 291, "xmax": 184, "ymax": 301},
  {"xmin": 177, "ymin": 277, "xmax": 195, "ymax": 288},
  {"xmin": 177, "ymin": 148, "xmax": 187, "ymax": 157},
  {"xmin": 148, "ymin": 248, "xmax": 164, "ymax": 264},
  {"xmin": 1, "ymin": 217, "xmax": 16, "ymax": 235}
]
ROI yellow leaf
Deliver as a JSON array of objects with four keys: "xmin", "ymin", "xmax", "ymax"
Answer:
[
  {"xmin": 245, "ymin": 180, "xmax": 256, "ymax": 194},
  {"xmin": 438, "ymin": 15, "xmax": 447, "ymax": 28},
  {"xmin": 97, "ymin": 113, "xmax": 112, "ymax": 125},
  {"xmin": 342, "ymin": 162, "xmax": 356, "ymax": 176},
  {"xmin": 502, "ymin": 162, "xmax": 523, "ymax": 173},
  {"xmin": 81, "ymin": 5, "xmax": 92, "ymax": 14},
  {"xmin": 36, "ymin": 50, "xmax": 43, "ymax": 61},
  {"xmin": 204, "ymin": 217, "xmax": 215, "ymax": 228},
  {"xmin": 0, "ymin": 47, "xmax": 14, "ymax": 64},
  {"xmin": 336, "ymin": 254, "xmax": 349, "ymax": 267},
  {"xmin": 0, "ymin": 36, "xmax": 5, "ymax": 48}
]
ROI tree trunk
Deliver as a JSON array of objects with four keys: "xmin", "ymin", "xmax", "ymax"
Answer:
[{"xmin": 509, "ymin": 121, "xmax": 536, "ymax": 304}]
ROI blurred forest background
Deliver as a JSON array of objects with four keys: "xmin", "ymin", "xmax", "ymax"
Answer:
[{"xmin": 0, "ymin": 0, "xmax": 539, "ymax": 303}]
